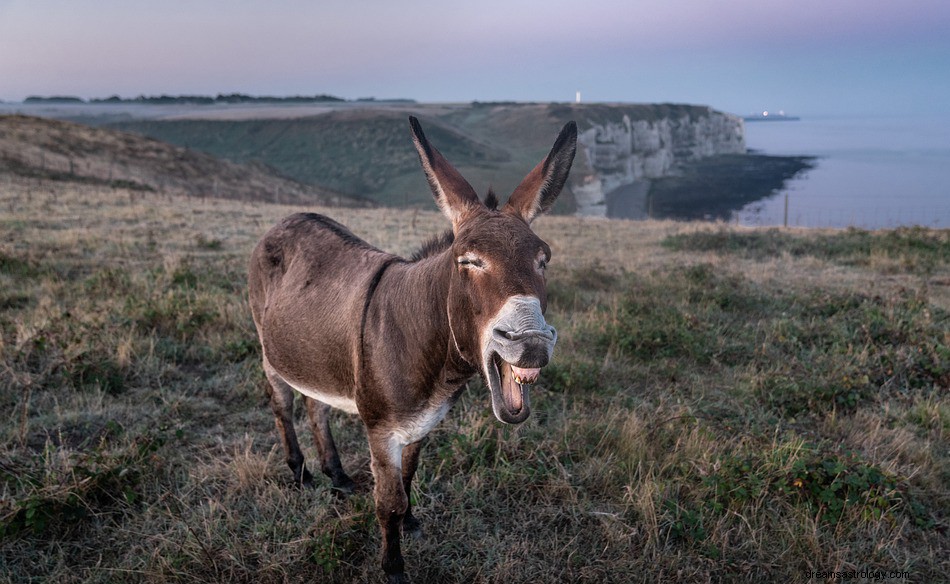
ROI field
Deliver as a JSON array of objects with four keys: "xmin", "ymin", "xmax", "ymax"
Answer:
[{"xmin": 1, "ymin": 175, "xmax": 948, "ymax": 583}]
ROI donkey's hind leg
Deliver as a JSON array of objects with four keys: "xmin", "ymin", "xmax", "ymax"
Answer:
[
  {"xmin": 264, "ymin": 363, "xmax": 314, "ymax": 488},
  {"xmin": 305, "ymin": 398, "xmax": 356, "ymax": 495}
]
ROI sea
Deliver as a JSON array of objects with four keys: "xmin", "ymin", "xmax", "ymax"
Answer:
[{"xmin": 736, "ymin": 114, "xmax": 950, "ymax": 229}]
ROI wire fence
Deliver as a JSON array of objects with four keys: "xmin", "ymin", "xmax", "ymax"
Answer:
[{"xmin": 738, "ymin": 193, "xmax": 950, "ymax": 229}]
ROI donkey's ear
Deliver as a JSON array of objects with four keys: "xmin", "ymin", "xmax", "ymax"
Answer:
[
  {"xmin": 503, "ymin": 121, "xmax": 577, "ymax": 224},
  {"xmin": 409, "ymin": 116, "xmax": 480, "ymax": 227}
]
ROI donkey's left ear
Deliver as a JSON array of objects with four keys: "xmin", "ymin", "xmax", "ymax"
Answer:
[{"xmin": 503, "ymin": 121, "xmax": 577, "ymax": 224}]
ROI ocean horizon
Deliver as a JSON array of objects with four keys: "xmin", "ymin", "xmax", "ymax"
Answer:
[{"xmin": 737, "ymin": 113, "xmax": 950, "ymax": 229}]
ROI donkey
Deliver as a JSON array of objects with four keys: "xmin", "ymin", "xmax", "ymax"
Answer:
[{"xmin": 248, "ymin": 116, "xmax": 576, "ymax": 583}]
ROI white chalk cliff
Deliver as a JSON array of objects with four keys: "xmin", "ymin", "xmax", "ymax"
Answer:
[{"xmin": 573, "ymin": 110, "xmax": 745, "ymax": 217}]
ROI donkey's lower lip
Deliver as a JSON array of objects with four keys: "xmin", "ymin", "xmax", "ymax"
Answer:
[{"xmin": 486, "ymin": 353, "xmax": 532, "ymax": 424}]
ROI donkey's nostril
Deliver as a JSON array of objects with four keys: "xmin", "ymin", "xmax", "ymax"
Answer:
[
  {"xmin": 493, "ymin": 328, "xmax": 515, "ymax": 341},
  {"xmin": 495, "ymin": 328, "xmax": 550, "ymax": 341},
  {"xmin": 504, "ymin": 328, "xmax": 556, "ymax": 342}
]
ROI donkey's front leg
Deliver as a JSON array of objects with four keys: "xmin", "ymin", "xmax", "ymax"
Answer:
[
  {"xmin": 368, "ymin": 431, "xmax": 409, "ymax": 584},
  {"xmin": 401, "ymin": 439, "xmax": 425, "ymax": 539}
]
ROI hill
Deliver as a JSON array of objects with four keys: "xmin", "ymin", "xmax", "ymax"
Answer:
[
  {"xmin": 0, "ymin": 115, "xmax": 368, "ymax": 207},
  {"xmin": 103, "ymin": 102, "xmax": 772, "ymax": 214},
  {"xmin": 109, "ymin": 109, "xmax": 511, "ymax": 208}
]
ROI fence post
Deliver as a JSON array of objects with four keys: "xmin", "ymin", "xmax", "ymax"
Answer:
[{"xmin": 783, "ymin": 193, "xmax": 789, "ymax": 228}]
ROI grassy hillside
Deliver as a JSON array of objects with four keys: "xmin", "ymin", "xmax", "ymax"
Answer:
[
  {"xmin": 105, "ymin": 102, "xmax": 735, "ymax": 213},
  {"xmin": 1, "ymin": 177, "xmax": 948, "ymax": 582},
  {"xmin": 0, "ymin": 115, "xmax": 365, "ymax": 207},
  {"xmin": 108, "ymin": 110, "xmax": 514, "ymax": 208}
]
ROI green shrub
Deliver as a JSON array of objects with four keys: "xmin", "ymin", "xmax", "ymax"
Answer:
[{"xmin": 1, "ymin": 430, "xmax": 164, "ymax": 538}]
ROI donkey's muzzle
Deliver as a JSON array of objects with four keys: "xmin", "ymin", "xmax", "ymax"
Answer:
[
  {"xmin": 491, "ymin": 327, "xmax": 556, "ymax": 369},
  {"xmin": 483, "ymin": 296, "xmax": 558, "ymax": 425}
]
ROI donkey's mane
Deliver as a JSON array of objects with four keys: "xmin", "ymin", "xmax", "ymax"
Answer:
[
  {"xmin": 410, "ymin": 230, "xmax": 454, "ymax": 262},
  {"xmin": 484, "ymin": 188, "xmax": 499, "ymax": 210}
]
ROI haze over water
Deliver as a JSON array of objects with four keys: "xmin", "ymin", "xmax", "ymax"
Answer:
[{"xmin": 738, "ymin": 115, "xmax": 950, "ymax": 229}]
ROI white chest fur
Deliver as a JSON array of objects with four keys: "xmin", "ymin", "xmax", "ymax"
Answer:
[{"xmin": 388, "ymin": 401, "xmax": 452, "ymax": 468}]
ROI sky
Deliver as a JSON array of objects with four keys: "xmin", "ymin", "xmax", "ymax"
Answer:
[{"xmin": 2, "ymin": 0, "xmax": 950, "ymax": 116}]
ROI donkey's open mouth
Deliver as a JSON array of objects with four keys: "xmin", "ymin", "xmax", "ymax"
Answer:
[{"xmin": 486, "ymin": 353, "xmax": 537, "ymax": 424}]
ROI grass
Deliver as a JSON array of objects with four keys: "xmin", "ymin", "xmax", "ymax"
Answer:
[
  {"xmin": 1, "ymin": 176, "xmax": 948, "ymax": 582},
  {"xmin": 664, "ymin": 226, "xmax": 950, "ymax": 274},
  {"xmin": 1, "ymin": 115, "xmax": 354, "ymax": 208}
]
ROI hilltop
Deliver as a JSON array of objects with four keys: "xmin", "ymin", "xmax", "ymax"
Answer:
[{"xmin": 0, "ymin": 115, "xmax": 368, "ymax": 207}]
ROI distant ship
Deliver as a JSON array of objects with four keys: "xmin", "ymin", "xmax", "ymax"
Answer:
[{"xmin": 744, "ymin": 110, "xmax": 800, "ymax": 122}]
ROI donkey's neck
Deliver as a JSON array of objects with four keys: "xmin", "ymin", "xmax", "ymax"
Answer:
[
  {"xmin": 381, "ymin": 250, "xmax": 452, "ymax": 319},
  {"xmin": 364, "ymin": 249, "xmax": 474, "ymax": 391}
]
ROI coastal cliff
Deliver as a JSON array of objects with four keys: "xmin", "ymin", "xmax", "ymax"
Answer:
[{"xmin": 572, "ymin": 110, "xmax": 746, "ymax": 217}]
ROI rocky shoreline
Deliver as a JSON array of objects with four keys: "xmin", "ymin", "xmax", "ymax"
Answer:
[{"xmin": 628, "ymin": 153, "xmax": 816, "ymax": 221}]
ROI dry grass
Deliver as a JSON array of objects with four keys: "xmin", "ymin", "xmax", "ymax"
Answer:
[{"xmin": 1, "ymin": 175, "xmax": 948, "ymax": 583}]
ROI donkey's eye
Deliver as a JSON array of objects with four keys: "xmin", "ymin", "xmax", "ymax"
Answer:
[
  {"xmin": 457, "ymin": 255, "xmax": 485, "ymax": 269},
  {"xmin": 537, "ymin": 254, "xmax": 549, "ymax": 272}
]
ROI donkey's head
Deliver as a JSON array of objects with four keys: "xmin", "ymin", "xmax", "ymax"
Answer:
[{"xmin": 409, "ymin": 116, "xmax": 576, "ymax": 424}]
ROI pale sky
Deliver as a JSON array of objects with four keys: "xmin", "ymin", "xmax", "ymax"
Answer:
[{"xmin": 2, "ymin": 0, "xmax": 949, "ymax": 115}]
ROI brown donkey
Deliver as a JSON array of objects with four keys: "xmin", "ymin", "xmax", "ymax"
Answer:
[{"xmin": 248, "ymin": 116, "xmax": 576, "ymax": 583}]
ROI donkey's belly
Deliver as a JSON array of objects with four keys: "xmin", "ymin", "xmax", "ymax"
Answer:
[
  {"xmin": 260, "ymin": 255, "xmax": 379, "ymax": 412},
  {"xmin": 284, "ymin": 377, "xmax": 360, "ymax": 414}
]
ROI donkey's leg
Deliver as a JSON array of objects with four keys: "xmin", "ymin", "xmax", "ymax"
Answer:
[
  {"xmin": 368, "ymin": 431, "xmax": 409, "ymax": 584},
  {"xmin": 400, "ymin": 439, "xmax": 425, "ymax": 539},
  {"xmin": 264, "ymin": 364, "xmax": 314, "ymax": 487},
  {"xmin": 304, "ymin": 397, "xmax": 355, "ymax": 494}
]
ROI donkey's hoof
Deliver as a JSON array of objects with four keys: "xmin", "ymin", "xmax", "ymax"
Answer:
[
  {"xmin": 402, "ymin": 514, "xmax": 424, "ymax": 540},
  {"xmin": 386, "ymin": 573, "xmax": 407, "ymax": 584},
  {"xmin": 330, "ymin": 475, "xmax": 356, "ymax": 498},
  {"xmin": 292, "ymin": 469, "xmax": 316, "ymax": 490},
  {"xmin": 330, "ymin": 485, "xmax": 354, "ymax": 499}
]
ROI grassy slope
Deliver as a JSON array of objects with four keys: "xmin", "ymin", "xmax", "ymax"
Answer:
[
  {"xmin": 108, "ymin": 110, "xmax": 513, "ymax": 207},
  {"xmin": 1, "ymin": 176, "xmax": 948, "ymax": 583},
  {"xmin": 0, "ymin": 114, "xmax": 363, "ymax": 207}
]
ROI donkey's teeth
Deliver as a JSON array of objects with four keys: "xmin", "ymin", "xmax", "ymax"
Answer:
[{"xmin": 510, "ymin": 365, "xmax": 540, "ymax": 385}]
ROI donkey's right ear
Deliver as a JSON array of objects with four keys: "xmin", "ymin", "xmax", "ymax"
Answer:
[{"xmin": 409, "ymin": 116, "xmax": 481, "ymax": 228}]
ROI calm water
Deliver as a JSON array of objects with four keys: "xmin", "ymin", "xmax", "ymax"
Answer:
[{"xmin": 737, "ymin": 115, "xmax": 950, "ymax": 229}]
